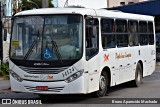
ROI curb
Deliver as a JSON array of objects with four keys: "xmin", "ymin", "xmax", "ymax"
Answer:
[
  {"xmin": 0, "ymin": 80, "xmax": 11, "ymax": 92},
  {"xmin": 0, "ymin": 86, "xmax": 11, "ymax": 94},
  {"xmin": 0, "ymin": 86, "xmax": 11, "ymax": 91}
]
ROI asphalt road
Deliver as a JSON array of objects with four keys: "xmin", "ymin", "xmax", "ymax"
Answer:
[{"xmin": 1, "ymin": 66, "xmax": 160, "ymax": 106}]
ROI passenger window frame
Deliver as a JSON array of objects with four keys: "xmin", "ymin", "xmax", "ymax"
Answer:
[{"xmin": 85, "ymin": 18, "xmax": 99, "ymax": 61}]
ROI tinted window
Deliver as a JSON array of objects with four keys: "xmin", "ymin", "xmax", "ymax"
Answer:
[
  {"xmin": 148, "ymin": 22, "xmax": 153, "ymax": 33},
  {"xmin": 101, "ymin": 19, "xmax": 114, "ymax": 33},
  {"xmin": 139, "ymin": 21, "xmax": 147, "ymax": 33},
  {"xmin": 139, "ymin": 21, "xmax": 148, "ymax": 45},
  {"xmin": 101, "ymin": 18, "xmax": 116, "ymax": 48},
  {"xmin": 128, "ymin": 20, "xmax": 139, "ymax": 46},
  {"xmin": 116, "ymin": 19, "xmax": 128, "ymax": 47},
  {"xmin": 148, "ymin": 22, "xmax": 154, "ymax": 45},
  {"xmin": 102, "ymin": 34, "xmax": 116, "ymax": 48},
  {"xmin": 139, "ymin": 35, "xmax": 148, "ymax": 45},
  {"xmin": 128, "ymin": 21, "xmax": 138, "ymax": 33},
  {"xmin": 116, "ymin": 34, "xmax": 128, "ymax": 47},
  {"xmin": 116, "ymin": 19, "xmax": 127, "ymax": 33}
]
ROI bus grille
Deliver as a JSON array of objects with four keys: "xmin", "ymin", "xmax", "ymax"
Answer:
[
  {"xmin": 19, "ymin": 66, "xmax": 69, "ymax": 74},
  {"xmin": 24, "ymin": 86, "xmax": 64, "ymax": 92}
]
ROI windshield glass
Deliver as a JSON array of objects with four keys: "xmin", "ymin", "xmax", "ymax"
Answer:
[{"xmin": 10, "ymin": 15, "xmax": 83, "ymax": 62}]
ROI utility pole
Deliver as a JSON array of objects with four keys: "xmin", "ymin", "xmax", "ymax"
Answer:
[
  {"xmin": 107, "ymin": 0, "xmax": 109, "ymax": 8},
  {"xmin": 42, "ymin": 0, "xmax": 49, "ymax": 8},
  {"xmin": 0, "ymin": 2, "xmax": 3, "ymax": 63},
  {"xmin": 57, "ymin": 0, "xmax": 58, "ymax": 7}
]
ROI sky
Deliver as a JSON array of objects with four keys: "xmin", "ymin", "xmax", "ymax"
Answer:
[{"xmin": 52, "ymin": 0, "xmax": 107, "ymax": 9}]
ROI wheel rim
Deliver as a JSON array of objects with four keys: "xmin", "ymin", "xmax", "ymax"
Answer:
[{"xmin": 99, "ymin": 75, "xmax": 106, "ymax": 91}]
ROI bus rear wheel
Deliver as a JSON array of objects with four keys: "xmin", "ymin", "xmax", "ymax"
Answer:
[
  {"xmin": 132, "ymin": 63, "xmax": 142, "ymax": 87},
  {"xmin": 94, "ymin": 71, "xmax": 108, "ymax": 97}
]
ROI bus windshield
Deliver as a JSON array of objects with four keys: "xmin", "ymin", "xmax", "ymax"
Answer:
[{"xmin": 10, "ymin": 15, "xmax": 83, "ymax": 62}]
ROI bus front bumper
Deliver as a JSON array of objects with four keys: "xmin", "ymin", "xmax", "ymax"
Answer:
[{"xmin": 10, "ymin": 75, "xmax": 87, "ymax": 94}]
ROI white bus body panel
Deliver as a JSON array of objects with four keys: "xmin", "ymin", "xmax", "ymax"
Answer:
[
  {"xmin": 10, "ymin": 75, "xmax": 86, "ymax": 94},
  {"xmin": 9, "ymin": 59, "xmax": 89, "ymax": 94}
]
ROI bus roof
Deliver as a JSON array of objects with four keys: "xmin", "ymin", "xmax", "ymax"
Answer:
[{"xmin": 15, "ymin": 8, "xmax": 154, "ymax": 21}]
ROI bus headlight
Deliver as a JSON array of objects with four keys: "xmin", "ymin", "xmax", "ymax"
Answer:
[
  {"xmin": 65, "ymin": 69, "xmax": 84, "ymax": 83},
  {"xmin": 10, "ymin": 70, "xmax": 23, "ymax": 82}
]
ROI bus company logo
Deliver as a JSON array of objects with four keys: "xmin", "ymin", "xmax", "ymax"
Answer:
[
  {"xmin": 104, "ymin": 54, "xmax": 109, "ymax": 62},
  {"xmin": 34, "ymin": 63, "xmax": 49, "ymax": 66},
  {"xmin": 24, "ymin": 75, "xmax": 39, "ymax": 79},
  {"xmin": 46, "ymin": 75, "xmax": 53, "ymax": 80},
  {"xmin": 40, "ymin": 75, "xmax": 45, "ymax": 80},
  {"xmin": 115, "ymin": 52, "xmax": 132, "ymax": 59}
]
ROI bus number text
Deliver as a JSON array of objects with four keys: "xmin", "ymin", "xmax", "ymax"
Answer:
[{"xmin": 62, "ymin": 67, "xmax": 75, "ymax": 78}]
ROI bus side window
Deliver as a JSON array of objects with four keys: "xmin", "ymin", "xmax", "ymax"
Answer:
[
  {"xmin": 128, "ymin": 20, "xmax": 139, "ymax": 46},
  {"xmin": 85, "ymin": 18, "xmax": 99, "ymax": 60},
  {"xmin": 101, "ymin": 18, "xmax": 116, "ymax": 48},
  {"xmin": 139, "ymin": 21, "xmax": 148, "ymax": 45},
  {"xmin": 115, "ymin": 19, "xmax": 128, "ymax": 47},
  {"xmin": 148, "ymin": 22, "xmax": 154, "ymax": 45}
]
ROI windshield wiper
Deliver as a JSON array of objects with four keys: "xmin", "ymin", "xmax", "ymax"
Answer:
[
  {"xmin": 23, "ymin": 31, "xmax": 39, "ymax": 60},
  {"xmin": 51, "ymin": 40, "xmax": 63, "ymax": 63},
  {"xmin": 23, "ymin": 40, "xmax": 38, "ymax": 60}
]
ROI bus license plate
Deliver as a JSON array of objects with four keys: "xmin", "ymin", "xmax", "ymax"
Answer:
[{"xmin": 36, "ymin": 86, "xmax": 48, "ymax": 90}]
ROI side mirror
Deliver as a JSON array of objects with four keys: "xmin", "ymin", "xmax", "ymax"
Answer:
[{"xmin": 3, "ymin": 29, "xmax": 7, "ymax": 41}]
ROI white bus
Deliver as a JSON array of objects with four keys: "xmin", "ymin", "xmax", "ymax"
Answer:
[{"xmin": 9, "ymin": 8, "xmax": 156, "ymax": 97}]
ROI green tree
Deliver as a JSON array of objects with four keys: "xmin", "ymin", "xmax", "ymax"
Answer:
[{"xmin": 21, "ymin": 0, "xmax": 54, "ymax": 10}]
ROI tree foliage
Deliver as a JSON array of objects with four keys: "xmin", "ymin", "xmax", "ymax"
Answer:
[{"xmin": 21, "ymin": 0, "xmax": 54, "ymax": 10}]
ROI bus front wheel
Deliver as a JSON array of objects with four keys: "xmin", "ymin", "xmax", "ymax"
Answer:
[{"xmin": 94, "ymin": 71, "xmax": 108, "ymax": 97}]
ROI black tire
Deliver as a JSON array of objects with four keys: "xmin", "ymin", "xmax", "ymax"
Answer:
[
  {"xmin": 132, "ymin": 63, "xmax": 142, "ymax": 87},
  {"xmin": 94, "ymin": 71, "xmax": 108, "ymax": 97}
]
